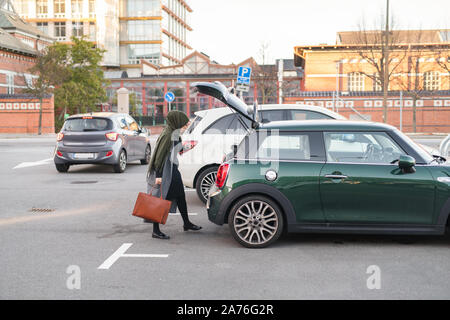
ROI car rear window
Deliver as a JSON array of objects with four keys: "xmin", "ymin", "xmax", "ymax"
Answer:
[
  {"xmin": 290, "ymin": 110, "xmax": 333, "ymax": 120},
  {"xmin": 236, "ymin": 131, "xmax": 326, "ymax": 161},
  {"xmin": 185, "ymin": 115, "xmax": 203, "ymax": 134},
  {"xmin": 63, "ymin": 117, "xmax": 113, "ymax": 132}
]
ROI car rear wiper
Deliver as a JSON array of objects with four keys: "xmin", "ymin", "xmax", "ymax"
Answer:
[{"xmin": 83, "ymin": 129, "xmax": 100, "ymax": 132}]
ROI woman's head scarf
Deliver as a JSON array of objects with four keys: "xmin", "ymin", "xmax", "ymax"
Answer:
[{"xmin": 148, "ymin": 110, "xmax": 189, "ymax": 173}]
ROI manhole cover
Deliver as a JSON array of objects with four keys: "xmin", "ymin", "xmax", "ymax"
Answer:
[
  {"xmin": 30, "ymin": 208, "xmax": 55, "ymax": 213},
  {"xmin": 70, "ymin": 181, "xmax": 98, "ymax": 184}
]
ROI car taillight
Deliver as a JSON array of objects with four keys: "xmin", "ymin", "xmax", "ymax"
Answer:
[
  {"xmin": 106, "ymin": 151, "xmax": 113, "ymax": 157},
  {"xmin": 215, "ymin": 163, "xmax": 230, "ymax": 188},
  {"xmin": 105, "ymin": 132, "xmax": 119, "ymax": 141},
  {"xmin": 180, "ymin": 140, "xmax": 198, "ymax": 155},
  {"xmin": 56, "ymin": 132, "xmax": 64, "ymax": 141},
  {"xmin": 56, "ymin": 150, "xmax": 63, "ymax": 157}
]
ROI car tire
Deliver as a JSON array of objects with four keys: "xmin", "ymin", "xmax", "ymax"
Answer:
[
  {"xmin": 55, "ymin": 163, "xmax": 70, "ymax": 173},
  {"xmin": 195, "ymin": 166, "xmax": 219, "ymax": 204},
  {"xmin": 113, "ymin": 149, "xmax": 127, "ymax": 173},
  {"xmin": 140, "ymin": 145, "xmax": 151, "ymax": 165},
  {"xmin": 228, "ymin": 195, "xmax": 284, "ymax": 249}
]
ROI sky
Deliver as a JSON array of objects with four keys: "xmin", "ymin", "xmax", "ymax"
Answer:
[{"xmin": 188, "ymin": 0, "xmax": 450, "ymax": 65}]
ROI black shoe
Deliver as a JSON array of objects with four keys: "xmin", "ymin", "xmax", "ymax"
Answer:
[
  {"xmin": 152, "ymin": 231, "xmax": 170, "ymax": 240},
  {"xmin": 183, "ymin": 224, "xmax": 202, "ymax": 231}
]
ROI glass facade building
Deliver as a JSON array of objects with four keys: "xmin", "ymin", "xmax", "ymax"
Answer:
[{"xmin": 13, "ymin": 0, "xmax": 193, "ymax": 68}]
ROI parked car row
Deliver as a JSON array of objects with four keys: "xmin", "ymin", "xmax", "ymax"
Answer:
[
  {"xmin": 52, "ymin": 81, "xmax": 449, "ymax": 249},
  {"xmin": 193, "ymin": 81, "xmax": 450, "ymax": 248}
]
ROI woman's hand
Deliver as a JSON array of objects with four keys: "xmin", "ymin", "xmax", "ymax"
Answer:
[{"xmin": 155, "ymin": 178, "xmax": 162, "ymax": 185}]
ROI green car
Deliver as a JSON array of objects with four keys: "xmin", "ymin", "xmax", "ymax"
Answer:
[{"xmin": 194, "ymin": 82, "xmax": 450, "ymax": 248}]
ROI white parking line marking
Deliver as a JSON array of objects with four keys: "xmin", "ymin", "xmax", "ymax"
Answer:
[
  {"xmin": 98, "ymin": 243, "xmax": 169, "ymax": 270},
  {"xmin": 13, "ymin": 158, "xmax": 53, "ymax": 169}
]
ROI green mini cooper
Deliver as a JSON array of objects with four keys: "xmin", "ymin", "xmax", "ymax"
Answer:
[{"xmin": 194, "ymin": 82, "xmax": 450, "ymax": 248}]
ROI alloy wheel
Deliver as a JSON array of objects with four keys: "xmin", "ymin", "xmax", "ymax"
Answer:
[
  {"xmin": 233, "ymin": 200, "xmax": 279, "ymax": 246},
  {"xmin": 200, "ymin": 171, "xmax": 217, "ymax": 200},
  {"xmin": 120, "ymin": 151, "xmax": 127, "ymax": 171}
]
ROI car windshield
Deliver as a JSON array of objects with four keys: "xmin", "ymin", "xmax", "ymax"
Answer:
[
  {"xmin": 64, "ymin": 118, "xmax": 113, "ymax": 132},
  {"xmin": 395, "ymin": 129, "xmax": 434, "ymax": 163}
]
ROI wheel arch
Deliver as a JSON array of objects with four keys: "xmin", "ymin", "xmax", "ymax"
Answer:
[
  {"xmin": 437, "ymin": 197, "xmax": 450, "ymax": 233},
  {"xmin": 193, "ymin": 163, "xmax": 221, "ymax": 187}
]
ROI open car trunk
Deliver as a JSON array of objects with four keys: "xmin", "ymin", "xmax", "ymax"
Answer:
[{"xmin": 192, "ymin": 81, "xmax": 258, "ymax": 127}]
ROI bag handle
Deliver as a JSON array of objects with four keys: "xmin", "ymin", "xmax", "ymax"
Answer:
[{"xmin": 149, "ymin": 185, "xmax": 163, "ymax": 199}]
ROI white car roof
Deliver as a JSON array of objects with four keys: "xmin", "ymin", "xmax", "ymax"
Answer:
[{"xmin": 194, "ymin": 104, "xmax": 346, "ymax": 120}]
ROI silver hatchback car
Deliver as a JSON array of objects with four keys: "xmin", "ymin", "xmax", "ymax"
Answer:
[{"xmin": 54, "ymin": 112, "xmax": 151, "ymax": 173}]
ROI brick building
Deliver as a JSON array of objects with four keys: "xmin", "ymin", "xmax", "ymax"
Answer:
[
  {"xmin": 293, "ymin": 30, "xmax": 450, "ymax": 133},
  {"xmin": 104, "ymin": 51, "xmax": 302, "ymax": 124},
  {"xmin": 0, "ymin": 0, "xmax": 54, "ymax": 133}
]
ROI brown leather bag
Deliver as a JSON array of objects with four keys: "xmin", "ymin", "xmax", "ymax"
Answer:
[{"xmin": 132, "ymin": 188, "xmax": 172, "ymax": 224}]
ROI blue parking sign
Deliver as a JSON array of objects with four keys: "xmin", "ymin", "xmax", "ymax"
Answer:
[{"xmin": 237, "ymin": 66, "xmax": 252, "ymax": 85}]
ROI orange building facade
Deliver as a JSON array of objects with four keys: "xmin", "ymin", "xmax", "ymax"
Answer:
[{"xmin": 292, "ymin": 30, "xmax": 450, "ymax": 133}]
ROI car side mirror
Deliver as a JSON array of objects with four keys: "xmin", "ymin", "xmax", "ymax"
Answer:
[{"xmin": 398, "ymin": 155, "xmax": 416, "ymax": 173}]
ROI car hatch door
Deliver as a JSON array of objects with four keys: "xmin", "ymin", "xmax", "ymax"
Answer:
[{"xmin": 192, "ymin": 81, "xmax": 257, "ymax": 126}]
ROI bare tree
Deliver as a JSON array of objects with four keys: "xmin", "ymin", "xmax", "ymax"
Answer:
[
  {"xmin": 344, "ymin": 12, "xmax": 408, "ymax": 123},
  {"xmin": 253, "ymin": 41, "xmax": 277, "ymax": 104},
  {"xmin": 392, "ymin": 31, "xmax": 439, "ymax": 133}
]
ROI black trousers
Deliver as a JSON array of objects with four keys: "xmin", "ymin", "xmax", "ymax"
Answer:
[{"xmin": 153, "ymin": 195, "xmax": 190, "ymax": 233}]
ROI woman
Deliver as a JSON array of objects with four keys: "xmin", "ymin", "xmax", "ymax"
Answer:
[{"xmin": 146, "ymin": 110, "xmax": 202, "ymax": 240}]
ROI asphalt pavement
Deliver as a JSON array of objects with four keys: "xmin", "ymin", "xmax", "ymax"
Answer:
[{"xmin": 0, "ymin": 135, "xmax": 449, "ymax": 300}]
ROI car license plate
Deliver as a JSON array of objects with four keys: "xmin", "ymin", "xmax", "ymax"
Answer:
[{"xmin": 73, "ymin": 153, "xmax": 95, "ymax": 159}]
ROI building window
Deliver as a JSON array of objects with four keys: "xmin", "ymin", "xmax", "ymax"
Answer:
[
  {"xmin": 55, "ymin": 22, "xmax": 66, "ymax": 39},
  {"xmin": 89, "ymin": 22, "xmax": 96, "ymax": 41},
  {"xmin": 89, "ymin": 0, "xmax": 95, "ymax": 17},
  {"xmin": 54, "ymin": 0, "xmax": 65, "ymax": 16},
  {"xmin": 372, "ymin": 73, "xmax": 382, "ymax": 91},
  {"xmin": 423, "ymin": 71, "xmax": 440, "ymax": 91},
  {"xmin": 127, "ymin": 20, "xmax": 160, "ymax": 41},
  {"xmin": 127, "ymin": 0, "xmax": 161, "ymax": 17},
  {"xmin": 16, "ymin": 0, "xmax": 29, "ymax": 16},
  {"xmin": 36, "ymin": 0, "xmax": 48, "ymax": 18},
  {"xmin": 71, "ymin": 0, "xmax": 83, "ymax": 18},
  {"xmin": 72, "ymin": 21, "xmax": 83, "ymax": 37},
  {"xmin": 348, "ymin": 72, "xmax": 365, "ymax": 92},
  {"xmin": 6, "ymin": 74, "xmax": 14, "ymax": 95},
  {"xmin": 127, "ymin": 44, "xmax": 160, "ymax": 65},
  {"xmin": 36, "ymin": 22, "xmax": 49, "ymax": 34}
]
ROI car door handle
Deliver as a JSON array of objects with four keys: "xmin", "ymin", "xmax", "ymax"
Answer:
[{"xmin": 325, "ymin": 174, "xmax": 348, "ymax": 179}]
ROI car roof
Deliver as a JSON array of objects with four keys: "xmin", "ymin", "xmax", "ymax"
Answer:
[
  {"xmin": 258, "ymin": 104, "xmax": 347, "ymax": 120},
  {"xmin": 194, "ymin": 104, "xmax": 347, "ymax": 120},
  {"xmin": 259, "ymin": 120, "xmax": 397, "ymax": 131},
  {"xmin": 67, "ymin": 112, "xmax": 124, "ymax": 119}
]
